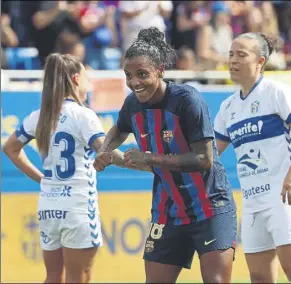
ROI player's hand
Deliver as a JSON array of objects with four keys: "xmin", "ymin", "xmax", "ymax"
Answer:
[
  {"xmin": 124, "ymin": 148, "xmax": 149, "ymax": 168},
  {"xmin": 281, "ymin": 173, "xmax": 291, "ymax": 205},
  {"xmin": 93, "ymin": 152, "xmax": 114, "ymax": 172}
]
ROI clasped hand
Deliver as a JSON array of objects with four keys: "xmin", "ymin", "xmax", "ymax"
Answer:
[
  {"xmin": 93, "ymin": 148, "xmax": 151, "ymax": 172},
  {"xmin": 93, "ymin": 152, "xmax": 114, "ymax": 172}
]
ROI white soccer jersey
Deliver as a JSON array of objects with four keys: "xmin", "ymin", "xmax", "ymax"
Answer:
[
  {"xmin": 16, "ymin": 99, "xmax": 105, "ymax": 213},
  {"xmin": 214, "ymin": 77, "xmax": 291, "ymax": 213}
]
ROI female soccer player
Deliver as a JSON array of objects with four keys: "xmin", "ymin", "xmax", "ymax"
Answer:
[
  {"xmin": 3, "ymin": 53, "xmax": 125, "ymax": 283},
  {"xmin": 94, "ymin": 27, "xmax": 237, "ymax": 283},
  {"xmin": 214, "ymin": 33, "xmax": 291, "ymax": 283}
]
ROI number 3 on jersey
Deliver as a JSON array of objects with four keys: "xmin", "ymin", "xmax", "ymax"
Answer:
[{"xmin": 54, "ymin": 132, "xmax": 75, "ymax": 180}]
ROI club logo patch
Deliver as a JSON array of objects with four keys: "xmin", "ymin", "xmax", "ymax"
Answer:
[
  {"xmin": 251, "ymin": 101, "xmax": 260, "ymax": 114},
  {"xmin": 162, "ymin": 130, "xmax": 173, "ymax": 143},
  {"xmin": 145, "ymin": 240, "xmax": 154, "ymax": 253}
]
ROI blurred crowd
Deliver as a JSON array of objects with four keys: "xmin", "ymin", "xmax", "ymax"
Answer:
[{"xmin": 1, "ymin": 0, "xmax": 291, "ymax": 71}]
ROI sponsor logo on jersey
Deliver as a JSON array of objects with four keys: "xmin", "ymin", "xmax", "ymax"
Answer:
[
  {"xmin": 38, "ymin": 210, "xmax": 68, "ymax": 221},
  {"xmin": 227, "ymin": 114, "xmax": 285, "ymax": 148},
  {"xmin": 229, "ymin": 121, "xmax": 263, "ymax": 141},
  {"xmin": 237, "ymin": 148, "xmax": 269, "ymax": 178},
  {"xmin": 238, "ymin": 149, "xmax": 266, "ymax": 170},
  {"xmin": 243, "ymin": 184, "xmax": 270, "ymax": 199},
  {"xmin": 40, "ymin": 185, "xmax": 72, "ymax": 197}
]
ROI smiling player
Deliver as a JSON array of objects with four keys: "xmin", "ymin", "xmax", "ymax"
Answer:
[{"xmin": 93, "ymin": 27, "xmax": 237, "ymax": 283}]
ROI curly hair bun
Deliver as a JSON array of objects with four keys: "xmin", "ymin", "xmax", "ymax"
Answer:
[
  {"xmin": 137, "ymin": 27, "xmax": 165, "ymax": 47},
  {"xmin": 125, "ymin": 27, "xmax": 176, "ymax": 68}
]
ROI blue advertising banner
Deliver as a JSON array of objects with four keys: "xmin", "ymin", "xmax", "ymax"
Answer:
[{"xmin": 1, "ymin": 90, "xmax": 239, "ymax": 193}]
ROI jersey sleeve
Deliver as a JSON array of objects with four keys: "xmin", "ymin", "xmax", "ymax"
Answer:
[
  {"xmin": 80, "ymin": 108, "xmax": 106, "ymax": 147},
  {"xmin": 273, "ymin": 83, "xmax": 291, "ymax": 123},
  {"xmin": 214, "ymin": 100, "xmax": 231, "ymax": 142},
  {"xmin": 15, "ymin": 110, "xmax": 39, "ymax": 145},
  {"xmin": 116, "ymin": 96, "xmax": 133, "ymax": 133},
  {"xmin": 180, "ymin": 92, "xmax": 214, "ymax": 144}
]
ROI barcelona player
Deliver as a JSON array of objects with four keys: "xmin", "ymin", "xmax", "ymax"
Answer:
[{"xmin": 94, "ymin": 27, "xmax": 237, "ymax": 283}]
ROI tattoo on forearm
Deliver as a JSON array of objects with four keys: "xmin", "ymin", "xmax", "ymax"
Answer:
[
  {"xmin": 146, "ymin": 152, "xmax": 211, "ymax": 172},
  {"xmin": 145, "ymin": 139, "xmax": 213, "ymax": 172}
]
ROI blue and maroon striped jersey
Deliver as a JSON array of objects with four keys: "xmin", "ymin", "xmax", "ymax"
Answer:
[{"xmin": 117, "ymin": 81, "xmax": 236, "ymax": 225}]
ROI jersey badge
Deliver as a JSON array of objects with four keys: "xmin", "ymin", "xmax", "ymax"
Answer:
[
  {"xmin": 162, "ymin": 130, "xmax": 173, "ymax": 143},
  {"xmin": 251, "ymin": 101, "xmax": 260, "ymax": 114}
]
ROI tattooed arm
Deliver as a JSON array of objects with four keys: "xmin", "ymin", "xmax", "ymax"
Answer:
[
  {"xmin": 124, "ymin": 138, "xmax": 213, "ymax": 172},
  {"xmin": 147, "ymin": 138, "xmax": 213, "ymax": 171}
]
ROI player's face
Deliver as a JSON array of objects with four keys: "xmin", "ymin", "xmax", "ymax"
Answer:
[
  {"xmin": 73, "ymin": 64, "xmax": 91, "ymax": 102},
  {"xmin": 124, "ymin": 56, "xmax": 162, "ymax": 103},
  {"xmin": 228, "ymin": 38, "xmax": 265, "ymax": 84}
]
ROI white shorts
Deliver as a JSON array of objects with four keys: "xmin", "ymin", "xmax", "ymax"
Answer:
[
  {"xmin": 38, "ymin": 210, "xmax": 103, "ymax": 251},
  {"xmin": 241, "ymin": 203, "xmax": 291, "ymax": 253}
]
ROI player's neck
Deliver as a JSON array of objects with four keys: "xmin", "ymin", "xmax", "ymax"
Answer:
[
  {"xmin": 147, "ymin": 81, "xmax": 167, "ymax": 105},
  {"xmin": 240, "ymin": 74, "xmax": 262, "ymax": 98}
]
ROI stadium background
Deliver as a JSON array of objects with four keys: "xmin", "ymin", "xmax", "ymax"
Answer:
[{"xmin": 1, "ymin": 0, "xmax": 291, "ymax": 283}]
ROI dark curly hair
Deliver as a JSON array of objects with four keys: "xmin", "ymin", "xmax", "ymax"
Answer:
[{"xmin": 125, "ymin": 27, "xmax": 176, "ymax": 68}]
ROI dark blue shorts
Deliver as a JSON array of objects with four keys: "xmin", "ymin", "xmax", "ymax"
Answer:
[{"xmin": 143, "ymin": 210, "xmax": 237, "ymax": 269}]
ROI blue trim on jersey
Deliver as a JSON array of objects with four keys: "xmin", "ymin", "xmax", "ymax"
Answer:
[
  {"xmin": 240, "ymin": 76, "xmax": 263, "ymax": 100},
  {"xmin": 286, "ymin": 113, "xmax": 291, "ymax": 124},
  {"xmin": 15, "ymin": 125, "xmax": 34, "ymax": 140},
  {"xmin": 43, "ymin": 170, "xmax": 52, "ymax": 178},
  {"xmin": 214, "ymin": 131, "xmax": 231, "ymax": 142},
  {"xmin": 22, "ymin": 139, "xmax": 31, "ymax": 146},
  {"xmin": 227, "ymin": 114, "xmax": 284, "ymax": 149},
  {"xmin": 88, "ymin": 133, "xmax": 105, "ymax": 147},
  {"xmin": 64, "ymin": 98, "xmax": 76, "ymax": 102}
]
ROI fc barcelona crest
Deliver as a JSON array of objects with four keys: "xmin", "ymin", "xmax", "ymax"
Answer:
[{"xmin": 163, "ymin": 130, "xmax": 173, "ymax": 143}]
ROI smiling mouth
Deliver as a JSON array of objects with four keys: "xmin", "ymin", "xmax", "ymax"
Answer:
[
  {"xmin": 134, "ymin": 88, "xmax": 146, "ymax": 93},
  {"xmin": 230, "ymin": 68, "xmax": 239, "ymax": 72}
]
